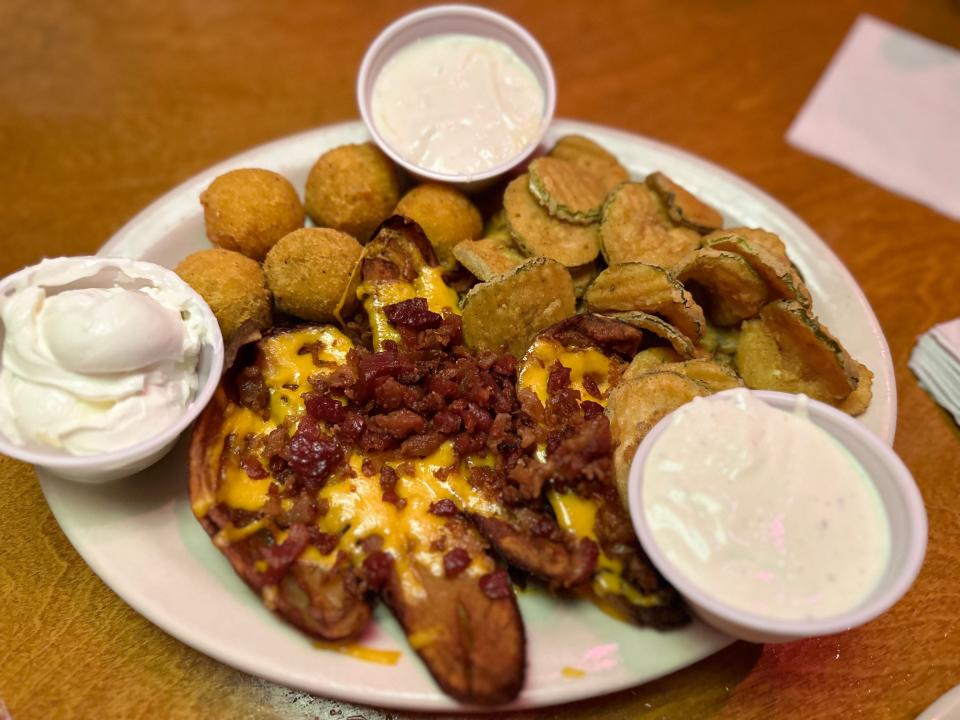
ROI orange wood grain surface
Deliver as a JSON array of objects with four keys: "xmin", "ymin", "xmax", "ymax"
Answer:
[{"xmin": 1, "ymin": 1, "xmax": 959, "ymax": 718}]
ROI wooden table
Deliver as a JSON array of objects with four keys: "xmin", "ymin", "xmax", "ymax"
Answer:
[{"xmin": 2, "ymin": 1, "xmax": 959, "ymax": 718}]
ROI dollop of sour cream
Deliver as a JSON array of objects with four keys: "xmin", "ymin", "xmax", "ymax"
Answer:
[
  {"xmin": 370, "ymin": 33, "xmax": 545, "ymax": 177},
  {"xmin": 0, "ymin": 257, "xmax": 210, "ymax": 455},
  {"xmin": 642, "ymin": 389, "xmax": 890, "ymax": 621}
]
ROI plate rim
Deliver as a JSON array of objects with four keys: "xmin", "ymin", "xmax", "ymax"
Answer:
[{"xmin": 41, "ymin": 118, "xmax": 896, "ymax": 712}]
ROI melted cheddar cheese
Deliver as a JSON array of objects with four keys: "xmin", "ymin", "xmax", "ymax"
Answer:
[
  {"xmin": 357, "ymin": 266, "xmax": 460, "ymax": 349},
  {"xmin": 518, "ymin": 337, "xmax": 613, "ymax": 404},
  {"xmin": 519, "ymin": 338, "xmax": 665, "ymax": 610}
]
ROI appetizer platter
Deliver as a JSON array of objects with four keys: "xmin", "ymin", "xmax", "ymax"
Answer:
[{"xmin": 36, "ymin": 118, "xmax": 895, "ymax": 712}]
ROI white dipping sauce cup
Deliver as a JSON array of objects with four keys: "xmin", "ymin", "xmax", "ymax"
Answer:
[
  {"xmin": 627, "ymin": 389, "xmax": 927, "ymax": 644},
  {"xmin": 357, "ymin": 4, "xmax": 556, "ymax": 192},
  {"xmin": 0, "ymin": 257, "xmax": 224, "ymax": 483}
]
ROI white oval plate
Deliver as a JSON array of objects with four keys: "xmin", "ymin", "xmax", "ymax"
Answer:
[{"xmin": 39, "ymin": 120, "xmax": 896, "ymax": 713}]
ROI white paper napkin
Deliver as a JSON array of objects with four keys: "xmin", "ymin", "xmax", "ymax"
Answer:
[
  {"xmin": 787, "ymin": 14, "xmax": 960, "ymax": 221},
  {"xmin": 910, "ymin": 318, "xmax": 960, "ymax": 425}
]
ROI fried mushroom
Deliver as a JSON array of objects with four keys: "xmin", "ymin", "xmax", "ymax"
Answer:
[
  {"xmin": 264, "ymin": 228, "xmax": 362, "ymax": 322},
  {"xmin": 200, "ymin": 168, "xmax": 305, "ymax": 261}
]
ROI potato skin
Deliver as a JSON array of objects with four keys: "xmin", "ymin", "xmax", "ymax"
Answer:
[
  {"xmin": 305, "ymin": 143, "xmax": 400, "ymax": 242},
  {"xmin": 396, "ymin": 183, "xmax": 482, "ymax": 270},
  {"xmin": 175, "ymin": 248, "xmax": 272, "ymax": 341},
  {"xmin": 200, "ymin": 168, "xmax": 304, "ymax": 261},
  {"xmin": 263, "ymin": 227, "xmax": 362, "ymax": 322}
]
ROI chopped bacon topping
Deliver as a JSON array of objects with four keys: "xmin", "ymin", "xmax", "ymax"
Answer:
[
  {"xmin": 443, "ymin": 548, "xmax": 471, "ymax": 578},
  {"xmin": 479, "ymin": 569, "xmax": 513, "ymax": 599},
  {"xmin": 384, "ymin": 297, "xmax": 443, "ymax": 330}
]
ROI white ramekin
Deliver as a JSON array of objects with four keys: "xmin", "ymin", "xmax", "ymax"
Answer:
[
  {"xmin": 356, "ymin": 4, "xmax": 556, "ymax": 192},
  {"xmin": 0, "ymin": 256, "xmax": 224, "ymax": 483},
  {"xmin": 627, "ymin": 389, "xmax": 927, "ymax": 644}
]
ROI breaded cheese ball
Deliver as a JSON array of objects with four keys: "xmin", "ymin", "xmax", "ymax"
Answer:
[
  {"xmin": 263, "ymin": 228, "xmax": 362, "ymax": 322},
  {"xmin": 395, "ymin": 183, "xmax": 482, "ymax": 270},
  {"xmin": 175, "ymin": 248, "xmax": 272, "ymax": 341},
  {"xmin": 304, "ymin": 143, "xmax": 400, "ymax": 243},
  {"xmin": 200, "ymin": 168, "xmax": 304, "ymax": 261}
]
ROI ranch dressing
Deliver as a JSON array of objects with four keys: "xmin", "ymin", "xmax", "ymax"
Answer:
[
  {"xmin": 370, "ymin": 34, "xmax": 545, "ymax": 176},
  {"xmin": 642, "ymin": 389, "xmax": 890, "ymax": 621}
]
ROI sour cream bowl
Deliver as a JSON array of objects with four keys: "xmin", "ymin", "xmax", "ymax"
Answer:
[
  {"xmin": 0, "ymin": 256, "xmax": 224, "ymax": 483},
  {"xmin": 627, "ymin": 389, "xmax": 927, "ymax": 644},
  {"xmin": 357, "ymin": 4, "xmax": 556, "ymax": 192}
]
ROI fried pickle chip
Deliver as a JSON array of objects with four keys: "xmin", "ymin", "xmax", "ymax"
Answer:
[
  {"xmin": 606, "ymin": 371, "xmax": 710, "ymax": 502},
  {"xmin": 599, "ymin": 183, "xmax": 701, "ymax": 268},
  {"xmin": 735, "ymin": 300, "xmax": 860, "ymax": 405},
  {"xmin": 584, "ymin": 263, "xmax": 705, "ymax": 343},
  {"xmin": 569, "ymin": 261, "xmax": 598, "ymax": 298},
  {"xmin": 645, "ymin": 172, "xmax": 723, "ymax": 234},
  {"xmin": 675, "ymin": 248, "xmax": 768, "ymax": 326},
  {"xmin": 548, "ymin": 134, "xmax": 630, "ymax": 193},
  {"xmin": 623, "ymin": 346, "xmax": 684, "ymax": 375},
  {"xmin": 395, "ymin": 183, "xmax": 483, "ymax": 271},
  {"xmin": 452, "ymin": 230, "xmax": 526, "ymax": 281},
  {"xmin": 606, "ymin": 311, "xmax": 697, "ymax": 359},
  {"xmin": 528, "ymin": 157, "xmax": 609, "ymax": 224},
  {"xmin": 698, "ymin": 322, "xmax": 741, "ymax": 369},
  {"xmin": 703, "ymin": 232, "xmax": 812, "ymax": 308},
  {"xmin": 462, "ymin": 257, "xmax": 576, "ymax": 357},
  {"xmin": 624, "ymin": 358, "xmax": 742, "ymax": 392},
  {"xmin": 504, "ymin": 174, "xmax": 600, "ymax": 267},
  {"xmin": 724, "ymin": 226, "xmax": 788, "ymax": 259},
  {"xmin": 838, "ymin": 362, "xmax": 874, "ymax": 416}
]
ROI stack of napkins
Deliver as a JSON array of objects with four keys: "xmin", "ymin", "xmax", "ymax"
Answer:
[{"xmin": 910, "ymin": 319, "xmax": 960, "ymax": 425}]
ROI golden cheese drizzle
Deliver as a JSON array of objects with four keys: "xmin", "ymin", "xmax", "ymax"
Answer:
[
  {"xmin": 194, "ymin": 327, "xmax": 355, "ymax": 521},
  {"xmin": 518, "ymin": 338, "xmax": 663, "ymax": 609},
  {"xmin": 260, "ymin": 326, "xmax": 353, "ymax": 425},
  {"xmin": 518, "ymin": 337, "xmax": 613, "ymax": 405},
  {"xmin": 357, "ymin": 266, "xmax": 460, "ymax": 350},
  {"xmin": 314, "ymin": 443, "xmax": 498, "ymax": 601},
  {"xmin": 312, "ymin": 641, "xmax": 402, "ymax": 666}
]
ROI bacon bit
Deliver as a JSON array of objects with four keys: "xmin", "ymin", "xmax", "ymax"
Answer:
[
  {"xmin": 360, "ymin": 535, "xmax": 384, "ymax": 554},
  {"xmin": 443, "ymin": 548, "xmax": 471, "ymax": 578},
  {"xmin": 282, "ymin": 417, "xmax": 344, "ymax": 489},
  {"xmin": 479, "ymin": 569, "xmax": 513, "ymax": 599},
  {"xmin": 304, "ymin": 392, "xmax": 346, "ymax": 424},
  {"xmin": 260, "ymin": 524, "xmax": 311, "ymax": 584},
  {"xmin": 368, "ymin": 409, "xmax": 426, "ymax": 439},
  {"xmin": 491, "ymin": 354, "xmax": 518, "ymax": 377},
  {"xmin": 361, "ymin": 457, "xmax": 378, "ymax": 477},
  {"xmin": 384, "ymin": 297, "xmax": 443, "ymax": 330},
  {"xmin": 582, "ymin": 373, "xmax": 602, "ymax": 400},
  {"xmin": 336, "ymin": 411, "xmax": 365, "ymax": 445},
  {"xmin": 316, "ymin": 497, "xmax": 330, "ymax": 517},
  {"xmin": 363, "ymin": 551, "xmax": 394, "ymax": 591},
  {"xmin": 547, "ymin": 361, "xmax": 572, "ymax": 394},
  {"xmin": 429, "ymin": 499, "xmax": 458, "ymax": 517},
  {"xmin": 432, "ymin": 409, "xmax": 461, "ymax": 434},
  {"xmin": 581, "ymin": 400, "xmax": 604, "ymax": 419},
  {"xmin": 241, "ymin": 454, "xmax": 269, "ymax": 479},
  {"xmin": 311, "ymin": 530, "xmax": 339, "ymax": 555},
  {"xmin": 399, "ymin": 431, "xmax": 445, "ymax": 458},
  {"xmin": 236, "ymin": 365, "xmax": 270, "ymax": 414},
  {"xmin": 379, "ymin": 465, "xmax": 398, "ymax": 493}
]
